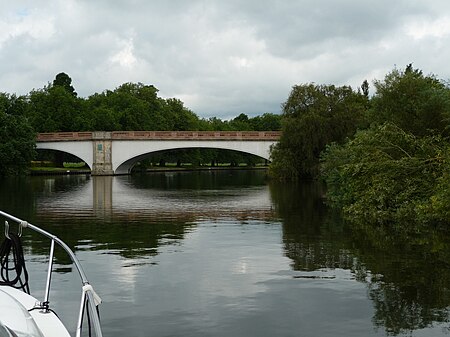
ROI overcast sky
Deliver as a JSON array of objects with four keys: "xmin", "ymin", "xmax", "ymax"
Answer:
[{"xmin": 1, "ymin": 1, "xmax": 450, "ymax": 119}]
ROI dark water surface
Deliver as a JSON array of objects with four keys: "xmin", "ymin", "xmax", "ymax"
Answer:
[{"xmin": 0, "ymin": 171, "xmax": 449, "ymax": 337}]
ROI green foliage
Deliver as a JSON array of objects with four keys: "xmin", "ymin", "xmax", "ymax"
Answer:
[
  {"xmin": 0, "ymin": 105, "xmax": 36, "ymax": 176},
  {"xmin": 270, "ymin": 83, "xmax": 367, "ymax": 179},
  {"xmin": 162, "ymin": 98, "xmax": 201, "ymax": 130},
  {"xmin": 0, "ymin": 93, "xmax": 28, "ymax": 116},
  {"xmin": 198, "ymin": 113, "xmax": 281, "ymax": 132},
  {"xmin": 1, "ymin": 72, "xmax": 283, "ymax": 175},
  {"xmin": 200, "ymin": 117, "xmax": 231, "ymax": 131},
  {"xmin": 321, "ymin": 123, "xmax": 449, "ymax": 229},
  {"xmin": 361, "ymin": 79, "xmax": 369, "ymax": 98},
  {"xmin": 53, "ymin": 72, "xmax": 77, "ymax": 97},
  {"xmin": 63, "ymin": 162, "xmax": 86, "ymax": 168},
  {"xmin": 136, "ymin": 148, "xmax": 264, "ymax": 170},
  {"xmin": 349, "ymin": 218, "xmax": 450, "ymax": 334},
  {"xmin": 320, "ymin": 65, "xmax": 450, "ymax": 230},
  {"xmin": 371, "ymin": 65, "xmax": 450, "ymax": 137},
  {"xmin": 19, "ymin": 72, "xmax": 282, "ymax": 134},
  {"xmin": 250, "ymin": 113, "xmax": 282, "ymax": 131},
  {"xmin": 27, "ymin": 85, "xmax": 83, "ymax": 132},
  {"xmin": 416, "ymin": 146, "xmax": 450, "ymax": 225}
]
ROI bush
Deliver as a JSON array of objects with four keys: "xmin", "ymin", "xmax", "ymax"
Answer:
[
  {"xmin": 321, "ymin": 123, "xmax": 449, "ymax": 230},
  {"xmin": 63, "ymin": 162, "xmax": 86, "ymax": 168}
]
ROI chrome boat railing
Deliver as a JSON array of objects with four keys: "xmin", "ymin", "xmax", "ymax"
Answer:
[{"xmin": 0, "ymin": 210, "xmax": 103, "ymax": 337}]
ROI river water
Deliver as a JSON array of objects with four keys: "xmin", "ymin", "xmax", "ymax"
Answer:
[{"xmin": 0, "ymin": 170, "xmax": 448, "ymax": 337}]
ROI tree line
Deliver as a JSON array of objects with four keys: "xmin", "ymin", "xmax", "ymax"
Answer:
[
  {"xmin": 2, "ymin": 67, "xmax": 449, "ymax": 229},
  {"xmin": 0, "ymin": 73, "xmax": 281, "ymax": 174},
  {"xmin": 270, "ymin": 64, "xmax": 449, "ymax": 230}
]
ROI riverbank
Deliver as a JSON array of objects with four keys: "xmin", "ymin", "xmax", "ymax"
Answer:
[{"xmin": 29, "ymin": 165, "xmax": 269, "ymax": 176}]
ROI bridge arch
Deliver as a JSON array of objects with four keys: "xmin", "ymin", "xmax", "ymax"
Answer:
[
  {"xmin": 36, "ymin": 141, "xmax": 94, "ymax": 170},
  {"xmin": 36, "ymin": 131, "xmax": 280, "ymax": 175},
  {"xmin": 113, "ymin": 140, "xmax": 273, "ymax": 174}
]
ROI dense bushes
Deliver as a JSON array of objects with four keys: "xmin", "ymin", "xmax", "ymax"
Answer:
[
  {"xmin": 321, "ymin": 123, "xmax": 449, "ymax": 229},
  {"xmin": 272, "ymin": 65, "xmax": 450, "ymax": 230}
]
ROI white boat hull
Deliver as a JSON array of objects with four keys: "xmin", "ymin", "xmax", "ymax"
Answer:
[{"xmin": 0, "ymin": 286, "xmax": 70, "ymax": 337}]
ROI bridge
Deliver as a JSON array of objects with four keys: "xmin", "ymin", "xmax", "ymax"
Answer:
[{"xmin": 36, "ymin": 131, "xmax": 281, "ymax": 175}]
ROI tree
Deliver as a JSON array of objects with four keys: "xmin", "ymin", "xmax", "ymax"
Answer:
[
  {"xmin": 163, "ymin": 98, "xmax": 200, "ymax": 130},
  {"xmin": 229, "ymin": 113, "xmax": 253, "ymax": 130},
  {"xmin": 27, "ymin": 85, "xmax": 83, "ymax": 132},
  {"xmin": 249, "ymin": 113, "xmax": 282, "ymax": 131},
  {"xmin": 370, "ymin": 65, "xmax": 450, "ymax": 137},
  {"xmin": 202, "ymin": 117, "xmax": 232, "ymax": 131},
  {"xmin": 0, "ymin": 97, "xmax": 36, "ymax": 175},
  {"xmin": 79, "ymin": 93, "xmax": 119, "ymax": 131},
  {"xmin": 270, "ymin": 83, "xmax": 367, "ymax": 179},
  {"xmin": 53, "ymin": 72, "xmax": 77, "ymax": 97},
  {"xmin": 321, "ymin": 123, "xmax": 449, "ymax": 229},
  {"xmin": 104, "ymin": 83, "xmax": 167, "ymax": 130},
  {"xmin": 319, "ymin": 65, "xmax": 450, "ymax": 230},
  {"xmin": 0, "ymin": 93, "xmax": 28, "ymax": 116},
  {"xmin": 361, "ymin": 79, "xmax": 369, "ymax": 98}
]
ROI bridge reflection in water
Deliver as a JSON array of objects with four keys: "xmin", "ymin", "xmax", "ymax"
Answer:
[{"xmin": 35, "ymin": 174, "xmax": 276, "ymax": 223}]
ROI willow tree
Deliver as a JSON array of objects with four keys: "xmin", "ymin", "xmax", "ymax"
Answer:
[{"xmin": 270, "ymin": 83, "xmax": 367, "ymax": 179}]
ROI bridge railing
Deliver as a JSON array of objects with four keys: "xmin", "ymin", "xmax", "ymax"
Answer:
[
  {"xmin": 37, "ymin": 132, "xmax": 94, "ymax": 141},
  {"xmin": 111, "ymin": 131, "xmax": 281, "ymax": 140},
  {"xmin": 37, "ymin": 131, "xmax": 281, "ymax": 141}
]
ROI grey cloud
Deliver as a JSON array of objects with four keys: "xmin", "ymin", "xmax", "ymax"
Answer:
[
  {"xmin": 1, "ymin": 1, "xmax": 450, "ymax": 118},
  {"xmin": 217, "ymin": 0, "xmax": 430, "ymax": 59}
]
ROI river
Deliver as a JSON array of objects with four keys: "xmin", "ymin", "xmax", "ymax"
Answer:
[{"xmin": 0, "ymin": 170, "xmax": 449, "ymax": 337}]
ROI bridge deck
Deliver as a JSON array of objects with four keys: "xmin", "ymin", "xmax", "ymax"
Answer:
[{"xmin": 36, "ymin": 131, "xmax": 281, "ymax": 142}]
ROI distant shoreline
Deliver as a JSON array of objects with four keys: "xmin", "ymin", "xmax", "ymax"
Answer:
[{"xmin": 29, "ymin": 166, "xmax": 269, "ymax": 176}]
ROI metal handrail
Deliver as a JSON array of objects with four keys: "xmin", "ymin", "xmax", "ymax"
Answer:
[{"xmin": 0, "ymin": 210, "xmax": 103, "ymax": 337}]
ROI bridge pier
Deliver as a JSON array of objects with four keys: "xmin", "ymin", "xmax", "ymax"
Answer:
[{"xmin": 91, "ymin": 132, "xmax": 114, "ymax": 176}]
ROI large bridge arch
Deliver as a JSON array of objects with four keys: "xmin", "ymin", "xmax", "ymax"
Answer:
[
  {"xmin": 113, "ymin": 140, "xmax": 273, "ymax": 174},
  {"xmin": 36, "ymin": 141, "xmax": 94, "ymax": 170},
  {"xmin": 36, "ymin": 131, "xmax": 280, "ymax": 175}
]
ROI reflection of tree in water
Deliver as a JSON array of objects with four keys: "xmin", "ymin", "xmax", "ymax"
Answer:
[
  {"xmin": 270, "ymin": 180, "xmax": 450, "ymax": 335},
  {"xmin": 127, "ymin": 169, "xmax": 268, "ymax": 190},
  {"xmin": 269, "ymin": 181, "xmax": 354, "ymax": 271},
  {"xmin": 369, "ymin": 281, "xmax": 449, "ymax": 335},
  {"xmin": 350, "ymin": 223, "xmax": 450, "ymax": 335},
  {"xmin": 23, "ymin": 215, "xmax": 196, "ymax": 265},
  {"xmin": 0, "ymin": 176, "xmax": 36, "ymax": 219}
]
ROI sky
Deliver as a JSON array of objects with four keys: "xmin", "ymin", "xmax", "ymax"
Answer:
[{"xmin": 1, "ymin": 1, "xmax": 450, "ymax": 119}]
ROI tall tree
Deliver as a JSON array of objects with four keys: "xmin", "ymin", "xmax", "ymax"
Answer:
[
  {"xmin": 27, "ymin": 85, "xmax": 82, "ymax": 132},
  {"xmin": 370, "ymin": 65, "xmax": 450, "ymax": 137},
  {"xmin": 270, "ymin": 83, "xmax": 367, "ymax": 179},
  {"xmin": 361, "ymin": 79, "xmax": 369, "ymax": 98},
  {"xmin": 163, "ymin": 98, "xmax": 200, "ymax": 130},
  {"xmin": 53, "ymin": 72, "xmax": 77, "ymax": 97}
]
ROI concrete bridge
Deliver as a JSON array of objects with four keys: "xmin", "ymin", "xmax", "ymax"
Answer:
[{"xmin": 36, "ymin": 131, "xmax": 281, "ymax": 175}]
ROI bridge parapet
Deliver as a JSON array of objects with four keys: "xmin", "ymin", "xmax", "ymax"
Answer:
[
  {"xmin": 37, "ymin": 131, "xmax": 281, "ymax": 142},
  {"xmin": 37, "ymin": 132, "xmax": 93, "ymax": 141},
  {"xmin": 111, "ymin": 131, "xmax": 281, "ymax": 140}
]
